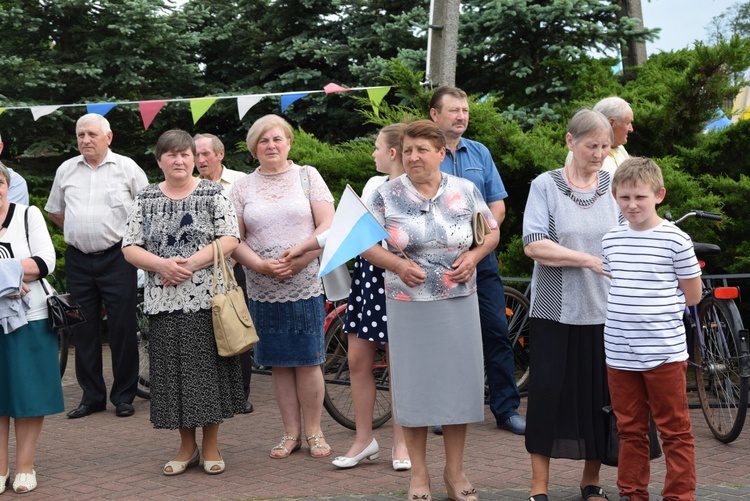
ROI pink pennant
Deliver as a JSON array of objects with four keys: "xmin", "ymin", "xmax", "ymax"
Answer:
[
  {"xmin": 139, "ymin": 100, "xmax": 167, "ymax": 130},
  {"xmin": 324, "ymin": 83, "xmax": 351, "ymax": 94}
]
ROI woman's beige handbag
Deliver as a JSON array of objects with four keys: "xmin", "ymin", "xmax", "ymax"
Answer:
[
  {"xmin": 211, "ymin": 240, "xmax": 258, "ymax": 357},
  {"xmin": 472, "ymin": 212, "xmax": 491, "ymax": 248}
]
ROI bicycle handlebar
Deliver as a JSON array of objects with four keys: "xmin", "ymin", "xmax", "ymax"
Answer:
[{"xmin": 665, "ymin": 210, "xmax": 723, "ymax": 225}]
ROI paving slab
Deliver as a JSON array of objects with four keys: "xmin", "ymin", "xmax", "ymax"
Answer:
[{"xmin": 7, "ymin": 346, "xmax": 749, "ymax": 500}]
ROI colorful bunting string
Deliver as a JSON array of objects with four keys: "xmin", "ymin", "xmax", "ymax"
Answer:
[{"xmin": 0, "ymin": 84, "xmax": 391, "ymax": 130}]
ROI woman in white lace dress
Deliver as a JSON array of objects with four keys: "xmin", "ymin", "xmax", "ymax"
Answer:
[
  {"xmin": 123, "ymin": 130, "xmax": 245, "ymax": 476},
  {"xmin": 231, "ymin": 115, "xmax": 335, "ymax": 459}
]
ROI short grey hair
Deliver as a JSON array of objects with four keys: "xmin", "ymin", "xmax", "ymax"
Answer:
[
  {"xmin": 593, "ymin": 97, "xmax": 632, "ymax": 123},
  {"xmin": 76, "ymin": 113, "xmax": 112, "ymax": 134},
  {"xmin": 193, "ymin": 133, "xmax": 225, "ymax": 155},
  {"xmin": 568, "ymin": 109, "xmax": 614, "ymax": 144}
]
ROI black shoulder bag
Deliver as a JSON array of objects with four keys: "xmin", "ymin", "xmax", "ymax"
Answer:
[{"xmin": 23, "ymin": 207, "xmax": 86, "ymax": 332}]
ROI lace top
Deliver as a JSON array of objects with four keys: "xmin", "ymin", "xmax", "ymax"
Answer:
[
  {"xmin": 122, "ymin": 180, "xmax": 240, "ymax": 315},
  {"xmin": 230, "ymin": 163, "xmax": 334, "ymax": 302}
]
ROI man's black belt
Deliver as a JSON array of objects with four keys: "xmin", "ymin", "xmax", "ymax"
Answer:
[{"xmin": 76, "ymin": 241, "xmax": 122, "ymax": 256}]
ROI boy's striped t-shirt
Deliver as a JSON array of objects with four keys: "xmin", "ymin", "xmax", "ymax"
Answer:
[{"xmin": 602, "ymin": 221, "xmax": 701, "ymax": 370}]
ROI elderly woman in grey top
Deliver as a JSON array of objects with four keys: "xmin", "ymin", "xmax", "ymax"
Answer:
[{"xmin": 522, "ymin": 109, "xmax": 623, "ymax": 501}]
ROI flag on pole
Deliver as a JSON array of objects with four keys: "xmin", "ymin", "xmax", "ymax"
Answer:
[{"xmin": 318, "ymin": 185, "xmax": 390, "ymax": 278}]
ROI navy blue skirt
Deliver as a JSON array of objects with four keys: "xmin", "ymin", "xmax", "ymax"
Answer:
[
  {"xmin": 249, "ymin": 295, "xmax": 325, "ymax": 367},
  {"xmin": 344, "ymin": 256, "xmax": 388, "ymax": 343}
]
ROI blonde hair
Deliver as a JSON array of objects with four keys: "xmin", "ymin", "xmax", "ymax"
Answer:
[
  {"xmin": 612, "ymin": 157, "xmax": 664, "ymax": 194},
  {"xmin": 245, "ymin": 115, "xmax": 294, "ymax": 158},
  {"xmin": 379, "ymin": 123, "xmax": 407, "ymax": 160}
]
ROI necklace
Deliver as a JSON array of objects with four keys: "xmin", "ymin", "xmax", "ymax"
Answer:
[
  {"xmin": 569, "ymin": 189, "xmax": 601, "ymax": 209},
  {"xmin": 564, "ymin": 166, "xmax": 597, "ymax": 190}
]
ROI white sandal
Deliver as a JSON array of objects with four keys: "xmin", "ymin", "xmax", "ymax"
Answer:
[
  {"xmin": 203, "ymin": 449, "xmax": 225, "ymax": 474},
  {"xmin": 1, "ymin": 468, "xmax": 9, "ymax": 494},
  {"xmin": 163, "ymin": 448, "xmax": 200, "ymax": 476},
  {"xmin": 12, "ymin": 470, "xmax": 37, "ymax": 494}
]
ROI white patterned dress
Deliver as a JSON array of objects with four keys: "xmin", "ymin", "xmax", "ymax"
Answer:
[{"xmin": 123, "ymin": 180, "xmax": 245, "ymax": 429}]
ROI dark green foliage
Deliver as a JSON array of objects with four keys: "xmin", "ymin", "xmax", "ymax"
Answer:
[
  {"xmin": 291, "ymin": 130, "xmax": 378, "ymax": 203},
  {"xmin": 622, "ymin": 38, "xmax": 750, "ymax": 158},
  {"xmin": 2, "ymin": 0, "xmax": 750, "ymax": 285},
  {"xmin": 458, "ymin": 0, "xmax": 656, "ymax": 115}
]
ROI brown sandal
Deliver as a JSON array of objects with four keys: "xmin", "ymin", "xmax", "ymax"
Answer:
[
  {"xmin": 270, "ymin": 436, "xmax": 301, "ymax": 459},
  {"xmin": 306, "ymin": 434, "xmax": 332, "ymax": 458}
]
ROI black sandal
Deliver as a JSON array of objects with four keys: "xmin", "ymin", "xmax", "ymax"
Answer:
[
  {"xmin": 528, "ymin": 495, "xmax": 548, "ymax": 501},
  {"xmin": 580, "ymin": 485, "xmax": 608, "ymax": 500}
]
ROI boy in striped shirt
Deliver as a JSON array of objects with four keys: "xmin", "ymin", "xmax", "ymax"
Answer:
[{"xmin": 602, "ymin": 157, "xmax": 702, "ymax": 501}]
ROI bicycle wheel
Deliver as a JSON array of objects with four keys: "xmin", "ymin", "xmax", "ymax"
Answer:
[
  {"xmin": 322, "ymin": 313, "xmax": 392, "ymax": 430},
  {"xmin": 59, "ymin": 327, "xmax": 70, "ymax": 377},
  {"xmin": 694, "ymin": 297, "xmax": 749, "ymax": 443},
  {"xmin": 135, "ymin": 297, "xmax": 151, "ymax": 399},
  {"xmin": 504, "ymin": 286, "xmax": 531, "ymax": 392}
]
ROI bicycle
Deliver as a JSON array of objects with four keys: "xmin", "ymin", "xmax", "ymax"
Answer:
[
  {"xmin": 321, "ymin": 286, "xmax": 531, "ymax": 429},
  {"xmin": 321, "ymin": 300, "xmax": 392, "ymax": 430},
  {"xmin": 668, "ymin": 209, "xmax": 750, "ymax": 443},
  {"xmin": 504, "ymin": 285, "xmax": 531, "ymax": 392}
]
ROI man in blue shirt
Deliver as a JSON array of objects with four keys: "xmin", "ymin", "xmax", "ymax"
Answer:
[
  {"xmin": 430, "ymin": 86, "xmax": 525, "ymax": 435},
  {"xmin": 0, "ymin": 133, "xmax": 29, "ymax": 205}
]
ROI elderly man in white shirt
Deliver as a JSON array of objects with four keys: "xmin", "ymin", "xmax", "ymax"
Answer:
[
  {"xmin": 45, "ymin": 113, "xmax": 148, "ymax": 419},
  {"xmin": 193, "ymin": 133, "xmax": 253, "ymax": 414}
]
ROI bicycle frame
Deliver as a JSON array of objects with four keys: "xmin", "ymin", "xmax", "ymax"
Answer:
[{"xmin": 673, "ymin": 209, "xmax": 749, "ymax": 443}]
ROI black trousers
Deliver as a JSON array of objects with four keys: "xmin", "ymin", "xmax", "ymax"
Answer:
[
  {"xmin": 66, "ymin": 244, "xmax": 138, "ymax": 407},
  {"xmin": 235, "ymin": 262, "xmax": 252, "ymax": 400}
]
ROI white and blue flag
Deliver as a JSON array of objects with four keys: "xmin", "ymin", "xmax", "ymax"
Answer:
[{"xmin": 318, "ymin": 185, "xmax": 389, "ymax": 278}]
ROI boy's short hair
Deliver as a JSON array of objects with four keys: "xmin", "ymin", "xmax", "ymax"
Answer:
[{"xmin": 611, "ymin": 157, "xmax": 664, "ymax": 194}]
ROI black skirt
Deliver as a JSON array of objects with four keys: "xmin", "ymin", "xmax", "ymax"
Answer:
[
  {"xmin": 147, "ymin": 310, "xmax": 245, "ymax": 429},
  {"xmin": 524, "ymin": 318, "xmax": 609, "ymax": 460}
]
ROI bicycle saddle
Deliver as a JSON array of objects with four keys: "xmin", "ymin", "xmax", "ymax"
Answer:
[{"xmin": 693, "ymin": 242, "xmax": 721, "ymax": 259}]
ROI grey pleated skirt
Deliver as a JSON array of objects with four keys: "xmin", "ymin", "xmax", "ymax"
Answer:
[{"xmin": 387, "ymin": 293, "xmax": 484, "ymax": 427}]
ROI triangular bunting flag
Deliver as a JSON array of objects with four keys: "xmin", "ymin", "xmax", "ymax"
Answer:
[
  {"xmin": 139, "ymin": 100, "xmax": 167, "ymax": 130},
  {"xmin": 190, "ymin": 97, "xmax": 218, "ymax": 124},
  {"xmin": 366, "ymin": 87, "xmax": 391, "ymax": 117},
  {"xmin": 30, "ymin": 106, "xmax": 61, "ymax": 121},
  {"xmin": 280, "ymin": 93, "xmax": 309, "ymax": 112},
  {"xmin": 324, "ymin": 83, "xmax": 350, "ymax": 94},
  {"xmin": 237, "ymin": 95, "xmax": 263, "ymax": 120},
  {"xmin": 86, "ymin": 103, "xmax": 117, "ymax": 116}
]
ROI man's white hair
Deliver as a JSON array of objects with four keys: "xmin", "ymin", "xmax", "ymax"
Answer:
[{"xmin": 76, "ymin": 113, "xmax": 112, "ymax": 134}]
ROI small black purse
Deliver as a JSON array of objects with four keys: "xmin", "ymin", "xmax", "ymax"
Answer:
[
  {"xmin": 40, "ymin": 279, "xmax": 86, "ymax": 332},
  {"xmin": 602, "ymin": 405, "xmax": 662, "ymax": 467},
  {"xmin": 23, "ymin": 206, "xmax": 86, "ymax": 332}
]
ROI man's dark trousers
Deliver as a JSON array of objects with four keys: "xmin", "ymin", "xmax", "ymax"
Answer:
[
  {"xmin": 477, "ymin": 252, "xmax": 520, "ymax": 423},
  {"xmin": 66, "ymin": 244, "xmax": 138, "ymax": 407}
]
